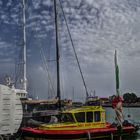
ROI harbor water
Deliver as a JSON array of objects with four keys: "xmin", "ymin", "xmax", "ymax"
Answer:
[{"xmin": 106, "ymin": 107, "xmax": 140, "ymax": 140}]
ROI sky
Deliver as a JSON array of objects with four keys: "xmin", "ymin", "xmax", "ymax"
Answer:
[{"xmin": 0, "ymin": 0, "xmax": 140, "ymax": 101}]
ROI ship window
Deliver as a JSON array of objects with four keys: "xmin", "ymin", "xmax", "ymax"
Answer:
[
  {"xmin": 75, "ymin": 112, "xmax": 85, "ymax": 122},
  {"xmin": 94, "ymin": 111, "xmax": 100, "ymax": 122},
  {"xmin": 86, "ymin": 112, "xmax": 93, "ymax": 122},
  {"xmin": 61, "ymin": 113, "xmax": 75, "ymax": 123}
]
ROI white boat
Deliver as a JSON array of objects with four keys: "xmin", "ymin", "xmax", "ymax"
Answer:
[{"xmin": 0, "ymin": 84, "xmax": 23, "ymax": 139}]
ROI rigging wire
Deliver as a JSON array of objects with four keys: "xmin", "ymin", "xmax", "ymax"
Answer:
[
  {"xmin": 39, "ymin": 47, "xmax": 56, "ymax": 98},
  {"xmin": 59, "ymin": 0, "xmax": 89, "ymax": 97},
  {"xmin": 16, "ymin": 0, "xmax": 56, "ymax": 98},
  {"xmin": 28, "ymin": 0, "xmax": 56, "ymax": 98}
]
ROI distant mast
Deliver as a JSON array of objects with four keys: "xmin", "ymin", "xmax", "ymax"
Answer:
[
  {"xmin": 54, "ymin": 0, "xmax": 61, "ymax": 109},
  {"xmin": 22, "ymin": 0, "xmax": 27, "ymax": 92}
]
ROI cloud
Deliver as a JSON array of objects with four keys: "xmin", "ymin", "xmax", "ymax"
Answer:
[
  {"xmin": 1, "ymin": 0, "xmax": 140, "ymax": 99},
  {"xmin": 57, "ymin": 0, "xmax": 140, "ymax": 97},
  {"xmin": 0, "ymin": 39, "xmax": 16, "ymax": 62},
  {"xmin": 59, "ymin": 0, "xmax": 140, "ymax": 64}
]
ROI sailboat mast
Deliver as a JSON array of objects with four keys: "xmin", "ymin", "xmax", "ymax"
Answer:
[
  {"xmin": 22, "ymin": 0, "xmax": 27, "ymax": 91},
  {"xmin": 54, "ymin": 0, "xmax": 61, "ymax": 108}
]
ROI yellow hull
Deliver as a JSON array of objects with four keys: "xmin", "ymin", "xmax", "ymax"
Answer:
[{"xmin": 40, "ymin": 122, "xmax": 106, "ymax": 130}]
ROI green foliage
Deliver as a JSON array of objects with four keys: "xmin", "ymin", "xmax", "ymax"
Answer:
[{"xmin": 123, "ymin": 93, "xmax": 137, "ymax": 103}]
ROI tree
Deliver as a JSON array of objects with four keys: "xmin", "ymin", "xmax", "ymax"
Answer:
[{"xmin": 123, "ymin": 93, "xmax": 137, "ymax": 103}]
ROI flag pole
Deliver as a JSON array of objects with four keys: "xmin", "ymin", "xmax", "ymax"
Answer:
[
  {"xmin": 114, "ymin": 50, "xmax": 120, "ymax": 96},
  {"xmin": 113, "ymin": 50, "xmax": 123, "ymax": 140}
]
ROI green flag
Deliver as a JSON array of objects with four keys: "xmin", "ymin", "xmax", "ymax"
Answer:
[{"xmin": 114, "ymin": 50, "xmax": 120, "ymax": 96}]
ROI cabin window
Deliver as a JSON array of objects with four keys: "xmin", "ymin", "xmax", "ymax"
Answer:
[
  {"xmin": 75, "ymin": 112, "xmax": 85, "ymax": 122},
  {"xmin": 101, "ymin": 112, "xmax": 105, "ymax": 122},
  {"xmin": 61, "ymin": 113, "xmax": 75, "ymax": 122},
  {"xmin": 94, "ymin": 111, "xmax": 101, "ymax": 122},
  {"xmin": 86, "ymin": 112, "xmax": 93, "ymax": 122}
]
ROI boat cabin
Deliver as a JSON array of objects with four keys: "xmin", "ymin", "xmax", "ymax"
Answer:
[
  {"xmin": 61, "ymin": 106, "xmax": 106, "ymax": 127},
  {"xmin": 40, "ymin": 106, "xmax": 106, "ymax": 130}
]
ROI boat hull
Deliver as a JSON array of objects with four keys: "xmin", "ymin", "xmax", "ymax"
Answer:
[{"xmin": 19, "ymin": 125, "xmax": 136, "ymax": 140}]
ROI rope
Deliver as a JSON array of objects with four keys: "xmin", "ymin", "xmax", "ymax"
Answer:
[
  {"xmin": 87, "ymin": 132, "xmax": 91, "ymax": 140},
  {"xmin": 112, "ymin": 96, "xmax": 124, "ymax": 127}
]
